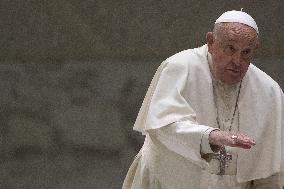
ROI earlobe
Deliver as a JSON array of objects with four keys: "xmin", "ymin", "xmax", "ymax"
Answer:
[
  {"xmin": 255, "ymin": 40, "xmax": 260, "ymax": 50},
  {"xmin": 206, "ymin": 32, "xmax": 214, "ymax": 53}
]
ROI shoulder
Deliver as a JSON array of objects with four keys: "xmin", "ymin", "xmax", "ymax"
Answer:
[
  {"xmin": 163, "ymin": 44, "xmax": 208, "ymax": 72},
  {"xmin": 247, "ymin": 64, "xmax": 282, "ymax": 94}
]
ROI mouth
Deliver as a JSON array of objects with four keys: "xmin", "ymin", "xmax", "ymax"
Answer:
[
  {"xmin": 227, "ymin": 69, "xmax": 240, "ymax": 73},
  {"xmin": 227, "ymin": 69, "xmax": 240, "ymax": 75}
]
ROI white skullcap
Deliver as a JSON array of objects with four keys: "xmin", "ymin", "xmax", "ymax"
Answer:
[{"xmin": 215, "ymin": 10, "xmax": 259, "ymax": 34}]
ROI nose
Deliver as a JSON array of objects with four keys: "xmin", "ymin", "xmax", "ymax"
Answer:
[{"xmin": 231, "ymin": 52, "xmax": 242, "ymax": 66}]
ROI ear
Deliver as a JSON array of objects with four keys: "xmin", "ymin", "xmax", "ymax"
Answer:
[
  {"xmin": 206, "ymin": 32, "xmax": 214, "ymax": 53},
  {"xmin": 255, "ymin": 39, "xmax": 260, "ymax": 50}
]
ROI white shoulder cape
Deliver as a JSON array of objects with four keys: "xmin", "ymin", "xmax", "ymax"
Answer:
[{"xmin": 133, "ymin": 44, "xmax": 284, "ymax": 183}]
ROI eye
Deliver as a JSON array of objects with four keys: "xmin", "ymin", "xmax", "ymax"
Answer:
[
  {"xmin": 242, "ymin": 49, "xmax": 253, "ymax": 60},
  {"xmin": 224, "ymin": 45, "xmax": 236, "ymax": 56},
  {"xmin": 229, "ymin": 46, "xmax": 235, "ymax": 51},
  {"xmin": 243, "ymin": 49, "xmax": 251, "ymax": 55}
]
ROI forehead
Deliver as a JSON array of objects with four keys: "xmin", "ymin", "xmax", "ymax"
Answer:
[{"xmin": 216, "ymin": 23, "xmax": 258, "ymax": 46}]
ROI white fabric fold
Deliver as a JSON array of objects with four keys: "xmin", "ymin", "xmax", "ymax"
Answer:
[
  {"xmin": 131, "ymin": 44, "xmax": 284, "ymax": 183},
  {"xmin": 201, "ymin": 128, "xmax": 220, "ymax": 154},
  {"xmin": 153, "ymin": 121, "xmax": 216, "ymax": 165}
]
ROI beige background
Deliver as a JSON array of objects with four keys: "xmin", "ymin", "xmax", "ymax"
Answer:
[{"xmin": 0, "ymin": 1, "xmax": 283, "ymax": 188}]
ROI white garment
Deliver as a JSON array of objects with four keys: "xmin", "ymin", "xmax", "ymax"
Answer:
[
  {"xmin": 206, "ymin": 53, "xmax": 240, "ymax": 176},
  {"xmin": 123, "ymin": 45, "xmax": 284, "ymax": 189}
]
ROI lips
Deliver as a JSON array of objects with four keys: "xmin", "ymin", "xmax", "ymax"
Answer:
[{"xmin": 227, "ymin": 69, "xmax": 240, "ymax": 74}]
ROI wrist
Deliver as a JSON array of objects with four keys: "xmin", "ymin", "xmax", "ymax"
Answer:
[{"xmin": 209, "ymin": 129, "xmax": 221, "ymax": 145}]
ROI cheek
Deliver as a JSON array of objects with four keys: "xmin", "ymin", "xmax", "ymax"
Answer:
[
  {"xmin": 241, "ymin": 62, "xmax": 250, "ymax": 71},
  {"xmin": 243, "ymin": 64, "xmax": 250, "ymax": 74},
  {"xmin": 213, "ymin": 50, "xmax": 230, "ymax": 62},
  {"xmin": 214, "ymin": 55, "xmax": 230, "ymax": 69}
]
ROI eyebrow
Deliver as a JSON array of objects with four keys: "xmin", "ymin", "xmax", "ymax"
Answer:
[
  {"xmin": 222, "ymin": 39, "xmax": 256, "ymax": 48},
  {"xmin": 219, "ymin": 38, "xmax": 237, "ymax": 44},
  {"xmin": 227, "ymin": 39, "xmax": 237, "ymax": 42}
]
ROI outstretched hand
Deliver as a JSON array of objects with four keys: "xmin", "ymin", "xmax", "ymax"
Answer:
[{"xmin": 209, "ymin": 130, "xmax": 256, "ymax": 149}]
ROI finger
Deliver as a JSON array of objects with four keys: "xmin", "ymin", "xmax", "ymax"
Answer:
[
  {"xmin": 228, "ymin": 140, "xmax": 252, "ymax": 149},
  {"xmin": 232, "ymin": 132, "xmax": 256, "ymax": 145},
  {"xmin": 232, "ymin": 139, "xmax": 255, "ymax": 149},
  {"xmin": 225, "ymin": 137, "xmax": 240, "ymax": 147},
  {"xmin": 237, "ymin": 143, "xmax": 253, "ymax": 149},
  {"xmin": 237, "ymin": 134, "xmax": 256, "ymax": 146},
  {"xmin": 235, "ymin": 142, "xmax": 254, "ymax": 149},
  {"xmin": 225, "ymin": 135, "xmax": 255, "ymax": 148},
  {"xmin": 218, "ymin": 132, "xmax": 255, "ymax": 148}
]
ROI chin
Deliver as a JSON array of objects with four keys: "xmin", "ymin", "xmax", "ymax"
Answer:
[
  {"xmin": 223, "ymin": 73, "xmax": 245, "ymax": 85},
  {"xmin": 222, "ymin": 77, "xmax": 242, "ymax": 85}
]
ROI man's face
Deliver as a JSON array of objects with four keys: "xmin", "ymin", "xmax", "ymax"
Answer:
[{"xmin": 207, "ymin": 23, "xmax": 259, "ymax": 85}]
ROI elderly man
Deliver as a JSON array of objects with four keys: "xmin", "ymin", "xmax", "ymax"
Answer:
[{"xmin": 122, "ymin": 10, "xmax": 284, "ymax": 189}]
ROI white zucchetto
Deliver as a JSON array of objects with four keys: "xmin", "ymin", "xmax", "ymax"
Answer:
[{"xmin": 215, "ymin": 10, "xmax": 259, "ymax": 34}]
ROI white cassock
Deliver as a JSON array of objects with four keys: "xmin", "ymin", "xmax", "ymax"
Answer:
[{"xmin": 122, "ymin": 45, "xmax": 284, "ymax": 189}]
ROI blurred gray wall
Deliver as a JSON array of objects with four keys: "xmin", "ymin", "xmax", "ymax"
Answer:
[{"xmin": 0, "ymin": 1, "xmax": 283, "ymax": 188}]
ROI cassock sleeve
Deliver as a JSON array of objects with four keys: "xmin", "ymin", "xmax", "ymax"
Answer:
[
  {"xmin": 135, "ymin": 59, "xmax": 219, "ymax": 164},
  {"xmin": 134, "ymin": 60, "xmax": 197, "ymax": 132},
  {"xmin": 149, "ymin": 121, "xmax": 219, "ymax": 160},
  {"xmin": 134, "ymin": 59, "xmax": 212, "ymax": 132}
]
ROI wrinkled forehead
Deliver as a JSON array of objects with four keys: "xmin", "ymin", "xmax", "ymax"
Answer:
[{"xmin": 215, "ymin": 23, "xmax": 258, "ymax": 44}]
